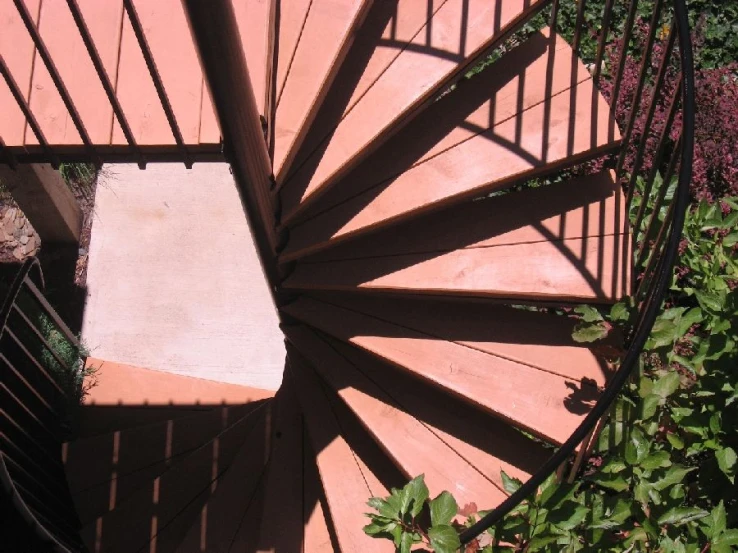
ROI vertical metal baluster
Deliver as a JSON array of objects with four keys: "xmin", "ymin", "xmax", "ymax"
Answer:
[
  {"xmin": 626, "ymin": 22, "xmax": 676, "ymax": 193},
  {"xmin": 65, "ymin": 0, "xmax": 146, "ymax": 169},
  {"xmin": 571, "ymin": 0, "xmax": 588, "ymax": 55},
  {"xmin": 0, "ymin": 135, "xmax": 19, "ymax": 169},
  {"xmin": 610, "ymin": 0, "xmax": 640, "ymax": 112},
  {"xmin": 122, "ymin": 0, "xmax": 192, "ymax": 168},
  {"xmin": 0, "ymin": 54, "xmax": 60, "ymax": 168},
  {"xmin": 635, "ymin": 201, "xmax": 674, "ymax": 302},
  {"xmin": 13, "ymin": 0, "xmax": 100, "ymax": 167},
  {"xmin": 593, "ymin": 0, "xmax": 616, "ymax": 83},
  {"xmin": 616, "ymin": 0, "xmax": 665, "ymax": 175},
  {"xmin": 630, "ymin": 74, "xmax": 682, "ymax": 221}
]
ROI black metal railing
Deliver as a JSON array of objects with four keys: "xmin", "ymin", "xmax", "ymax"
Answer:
[
  {"xmin": 460, "ymin": 0, "xmax": 694, "ymax": 544},
  {"xmin": 0, "ymin": 259, "xmax": 86, "ymax": 552}
]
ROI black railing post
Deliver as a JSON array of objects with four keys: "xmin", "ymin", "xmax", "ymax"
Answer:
[{"xmin": 180, "ymin": 0, "xmax": 280, "ymax": 299}]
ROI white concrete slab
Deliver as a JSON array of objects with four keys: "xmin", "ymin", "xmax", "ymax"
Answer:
[{"xmin": 82, "ymin": 163, "xmax": 285, "ymax": 391}]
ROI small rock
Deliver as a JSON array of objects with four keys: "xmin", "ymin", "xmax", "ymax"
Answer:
[
  {"xmin": 4, "ymin": 220, "xmax": 15, "ymax": 235},
  {"xmin": 19, "ymin": 235, "xmax": 29, "ymax": 245},
  {"xmin": 78, "ymin": 247, "xmax": 88, "ymax": 256},
  {"xmin": 23, "ymin": 242, "xmax": 36, "ymax": 256},
  {"xmin": 14, "ymin": 216, "xmax": 24, "ymax": 229},
  {"xmin": 26, "ymin": 236, "xmax": 37, "ymax": 251},
  {"xmin": 13, "ymin": 246, "xmax": 25, "ymax": 261},
  {"xmin": 5, "ymin": 208, "xmax": 16, "ymax": 222}
]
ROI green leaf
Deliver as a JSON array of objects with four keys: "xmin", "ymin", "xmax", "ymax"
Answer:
[
  {"xmin": 400, "ymin": 475, "xmax": 429, "ymax": 517},
  {"xmin": 667, "ymin": 433, "xmax": 685, "ymax": 450},
  {"xmin": 723, "ymin": 231, "xmax": 738, "ymax": 247},
  {"xmin": 652, "ymin": 371, "xmax": 681, "ymax": 399},
  {"xmin": 696, "ymin": 290, "xmax": 724, "ymax": 313},
  {"xmin": 640, "ymin": 394, "xmax": 661, "ymax": 420},
  {"xmin": 703, "ymin": 501, "xmax": 727, "ymax": 538},
  {"xmin": 550, "ymin": 504, "xmax": 589, "ymax": 530},
  {"xmin": 590, "ymin": 473, "xmax": 629, "ymax": 492},
  {"xmin": 625, "ymin": 427, "xmax": 649, "ymax": 465},
  {"xmin": 653, "ymin": 465, "xmax": 695, "ymax": 491},
  {"xmin": 427, "ymin": 525, "xmax": 461, "ymax": 553},
  {"xmin": 640, "ymin": 451, "xmax": 672, "ymax": 470},
  {"xmin": 716, "ymin": 447, "xmax": 737, "ymax": 483},
  {"xmin": 399, "ymin": 531, "xmax": 413, "ymax": 553},
  {"xmin": 574, "ymin": 305, "xmax": 603, "ymax": 322},
  {"xmin": 429, "ymin": 491, "xmax": 458, "ymax": 526},
  {"xmin": 657, "ymin": 506, "xmax": 708, "ymax": 526},
  {"xmin": 610, "ymin": 302, "xmax": 630, "ymax": 322},
  {"xmin": 500, "ymin": 471, "xmax": 522, "ymax": 494},
  {"xmin": 572, "ymin": 321, "xmax": 609, "ymax": 343}
]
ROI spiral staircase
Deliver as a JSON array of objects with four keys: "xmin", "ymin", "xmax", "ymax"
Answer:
[{"xmin": 0, "ymin": 0, "xmax": 694, "ymax": 551}]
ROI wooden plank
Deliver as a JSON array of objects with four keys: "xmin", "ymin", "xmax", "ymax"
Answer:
[
  {"xmin": 24, "ymin": 0, "xmax": 123, "ymax": 146},
  {"xmin": 278, "ymin": 0, "xmax": 547, "ymax": 215},
  {"xmin": 0, "ymin": 0, "xmax": 40, "ymax": 146},
  {"xmin": 282, "ymin": 75, "xmax": 620, "ymax": 259},
  {"xmin": 303, "ymin": 435, "xmax": 336, "ymax": 553},
  {"xmin": 79, "ymin": 404, "xmax": 269, "ymax": 553},
  {"xmin": 272, "ymin": 0, "xmax": 312, "ymax": 107},
  {"xmin": 287, "ymin": 347, "xmax": 394, "ymax": 553},
  {"xmin": 281, "ymin": 29, "xmax": 587, "ymax": 224},
  {"xmin": 282, "ymin": 296, "xmax": 603, "ymax": 445},
  {"xmin": 113, "ymin": 0, "xmax": 203, "ymax": 146},
  {"xmin": 283, "ymin": 173, "xmax": 632, "ymax": 302},
  {"xmin": 285, "ymin": 325, "xmax": 506, "ymax": 508},
  {"xmin": 66, "ymin": 403, "xmax": 261, "ymax": 524},
  {"xmin": 233, "ymin": 0, "xmax": 271, "ymax": 116},
  {"xmin": 272, "ymin": 0, "xmax": 373, "ymax": 180},
  {"xmin": 254, "ymin": 379, "xmax": 305, "ymax": 552}
]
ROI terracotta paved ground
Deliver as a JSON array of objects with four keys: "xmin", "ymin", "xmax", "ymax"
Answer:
[{"xmin": 81, "ymin": 163, "xmax": 285, "ymax": 390}]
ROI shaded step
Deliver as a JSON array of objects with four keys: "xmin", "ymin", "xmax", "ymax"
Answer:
[
  {"xmin": 287, "ymin": 350, "xmax": 396, "ymax": 553},
  {"xmin": 281, "ymin": 71, "xmax": 619, "ymax": 257},
  {"xmin": 303, "ymin": 431, "xmax": 339, "ymax": 553},
  {"xmin": 282, "ymin": 295, "xmax": 610, "ymax": 444},
  {"xmin": 64, "ymin": 402, "xmax": 264, "ymax": 524},
  {"xmin": 173, "ymin": 408, "xmax": 272, "ymax": 552},
  {"xmin": 79, "ymin": 402, "xmax": 271, "ymax": 553},
  {"xmin": 283, "ymin": 171, "xmax": 631, "ymax": 303},
  {"xmin": 271, "ymin": 0, "xmax": 374, "ymax": 178},
  {"xmin": 278, "ymin": 0, "xmax": 549, "ymax": 219},
  {"xmin": 285, "ymin": 324, "xmax": 508, "ymax": 508}
]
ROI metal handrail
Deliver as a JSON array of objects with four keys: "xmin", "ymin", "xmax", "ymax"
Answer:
[
  {"xmin": 460, "ymin": 0, "xmax": 694, "ymax": 544},
  {"xmin": 0, "ymin": 259, "xmax": 84, "ymax": 552}
]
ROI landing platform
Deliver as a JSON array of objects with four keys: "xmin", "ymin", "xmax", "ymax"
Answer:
[{"xmin": 82, "ymin": 163, "xmax": 285, "ymax": 391}]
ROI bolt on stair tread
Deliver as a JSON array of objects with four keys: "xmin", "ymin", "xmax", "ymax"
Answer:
[
  {"xmin": 282, "ymin": 296, "xmax": 605, "ymax": 445},
  {"xmin": 281, "ymin": 76, "xmax": 620, "ymax": 261},
  {"xmin": 278, "ymin": 0, "xmax": 548, "ymax": 215},
  {"xmin": 283, "ymin": 171, "xmax": 632, "ymax": 303},
  {"xmin": 67, "ymin": 402, "xmax": 266, "ymax": 526},
  {"xmin": 272, "ymin": 0, "xmax": 374, "ymax": 180},
  {"xmin": 79, "ymin": 402, "xmax": 270, "ymax": 553},
  {"xmin": 287, "ymin": 349, "xmax": 396, "ymax": 553},
  {"xmin": 279, "ymin": 27, "xmax": 586, "ymax": 226},
  {"xmin": 285, "ymin": 324, "xmax": 507, "ymax": 508}
]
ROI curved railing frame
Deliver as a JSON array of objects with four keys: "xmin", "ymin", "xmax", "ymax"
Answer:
[
  {"xmin": 0, "ymin": 258, "xmax": 77, "ymax": 553},
  {"xmin": 460, "ymin": 0, "xmax": 695, "ymax": 544}
]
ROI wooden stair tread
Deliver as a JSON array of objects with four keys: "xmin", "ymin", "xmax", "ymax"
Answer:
[
  {"xmin": 280, "ymin": 28, "xmax": 583, "ymax": 225},
  {"xmin": 287, "ymin": 349, "xmax": 395, "ymax": 553},
  {"xmin": 79, "ymin": 403, "xmax": 270, "ymax": 553},
  {"xmin": 254, "ymin": 378, "xmax": 306, "ymax": 552},
  {"xmin": 284, "ymin": 324, "xmax": 506, "ymax": 507},
  {"xmin": 281, "ymin": 78, "xmax": 620, "ymax": 260},
  {"xmin": 304, "ymin": 434, "xmax": 337, "ymax": 553},
  {"xmin": 272, "ymin": 0, "xmax": 373, "ymax": 179},
  {"xmin": 65, "ymin": 403, "xmax": 262, "ymax": 524},
  {"xmin": 282, "ymin": 296, "xmax": 606, "ymax": 444},
  {"xmin": 278, "ymin": 0, "xmax": 548, "ymax": 217},
  {"xmin": 283, "ymin": 172, "xmax": 631, "ymax": 302}
]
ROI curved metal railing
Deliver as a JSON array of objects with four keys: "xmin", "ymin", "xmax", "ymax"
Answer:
[
  {"xmin": 0, "ymin": 259, "xmax": 84, "ymax": 552},
  {"xmin": 460, "ymin": 0, "xmax": 694, "ymax": 544}
]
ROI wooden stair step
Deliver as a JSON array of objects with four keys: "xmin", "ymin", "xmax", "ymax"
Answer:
[
  {"xmin": 271, "ymin": 0, "xmax": 374, "ymax": 179},
  {"xmin": 174, "ymin": 402, "xmax": 273, "ymax": 552},
  {"xmin": 253, "ymin": 378, "xmax": 306, "ymax": 552},
  {"xmin": 282, "ymin": 295, "xmax": 607, "ymax": 445},
  {"xmin": 280, "ymin": 28, "xmax": 585, "ymax": 225},
  {"xmin": 79, "ymin": 402, "xmax": 270, "ymax": 553},
  {"xmin": 65, "ymin": 402, "xmax": 263, "ymax": 524},
  {"xmin": 278, "ymin": 0, "xmax": 548, "ymax": 219},
  {"xmin": 281, "ymin": 75, "xmax": 620, "ymax": 259},
  {"xmin": 303, "ymin": 432, "xmax": 338, "ymax": 553},
  {"xmin": 285, "ymin": 324, "xmax": 506, "ymax": 508},
  {"xmin": 283, "ymin": 172, "xmax": 631, "ymax": 303},
  {"xmin": 287, "ymin": 349, "xmax": 395, "ymax": 553}
]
